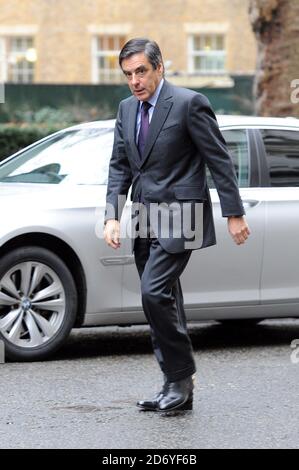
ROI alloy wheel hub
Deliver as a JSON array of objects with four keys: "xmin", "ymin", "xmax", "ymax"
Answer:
[{"xmin": 20, "ymin": 298, "xmax": 32, "ymax": 311}]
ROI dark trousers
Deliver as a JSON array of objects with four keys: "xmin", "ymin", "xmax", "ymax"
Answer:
[{"xmin": 134, "ymin": 234, "xmax": 196, "ymax": 382}]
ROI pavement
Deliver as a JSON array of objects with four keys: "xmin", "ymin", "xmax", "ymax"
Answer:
[{"xmin": 0, "ymin": 319, "xmax": 299, "ymax": 449}]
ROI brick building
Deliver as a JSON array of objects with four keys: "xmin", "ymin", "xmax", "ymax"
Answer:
[{"xmin": 0, "ymin": 0, "xmax": 256, "ymax": 87}]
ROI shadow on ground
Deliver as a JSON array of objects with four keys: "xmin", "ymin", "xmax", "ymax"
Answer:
[{"xmin": 53, "ymin": 319, "xmax": 299, "ymax": 361}]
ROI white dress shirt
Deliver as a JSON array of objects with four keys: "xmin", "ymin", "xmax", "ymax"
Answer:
[{"xmin": 135, "ymin": 78, "xmax": 165, "ymax": 143}]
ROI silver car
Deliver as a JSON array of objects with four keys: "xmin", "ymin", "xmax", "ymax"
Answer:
[{"xmin": 0, "ymin": 116, "xmax": 299, "ymax": 361}]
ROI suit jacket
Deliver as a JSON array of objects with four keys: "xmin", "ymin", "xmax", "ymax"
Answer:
[{"xmin": 105, "ymin": 80, "xmax": 245, "ymax": 253}]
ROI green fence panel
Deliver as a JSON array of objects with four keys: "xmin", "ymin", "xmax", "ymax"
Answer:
[{"xmin": 0, "ymin": 75, "xmax": 254, "ymax": 123}]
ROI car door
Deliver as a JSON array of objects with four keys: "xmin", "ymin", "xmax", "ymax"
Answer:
[
  {"xmin": 179, "ymin": 127, "xmax": 265, "ymax": 317},
  {"xmin": 256, "ymin": 127, "xmax": 299, "ymax": 309},
  {"xmin": 122, "ymin": 127, "xmax": 265, "ymax": 318}
]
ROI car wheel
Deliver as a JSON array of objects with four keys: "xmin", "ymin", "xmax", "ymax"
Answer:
[{"xmin": 0, "ymin": 246, "xmax": 77, "ymax": 361}]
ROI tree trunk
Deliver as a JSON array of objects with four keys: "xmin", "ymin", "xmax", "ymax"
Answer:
[{"xmin": 249, "ymin": 0, "xmax": 299, "ymax": 117}]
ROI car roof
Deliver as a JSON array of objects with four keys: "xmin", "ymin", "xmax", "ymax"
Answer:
[
  {"xmin": 66, "ymin": 115, "xmax": 299, "ymax": 132},
  {"xmin": 216, "ymin": 115, "xmax": 299, "ymax": 129}
]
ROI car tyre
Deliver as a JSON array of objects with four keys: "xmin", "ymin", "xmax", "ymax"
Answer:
[{"xmin": 0, "ymin": 246, "xmax": 77, "ymax": 361}]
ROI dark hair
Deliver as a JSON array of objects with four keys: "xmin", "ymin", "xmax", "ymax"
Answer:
[{"xmin": 119, "ymin": 38, "xmax": 164, "ymax": 71}]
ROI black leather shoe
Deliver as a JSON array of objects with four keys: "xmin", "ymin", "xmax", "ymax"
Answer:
[
  {"xmin": 137, "ymin": 379, "xmax": 169, "ymax": 411},
  {"xmin": 157, "ymin": 375, "xmax": 194, "ymax": 412}
]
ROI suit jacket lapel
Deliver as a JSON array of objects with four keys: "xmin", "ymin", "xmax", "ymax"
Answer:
[
  {"xmin": 140, "ymin": 80, "xmax": 173, "ymax": 167},
  {"xmin": 128, "ymin": 98, "xmax": 140, "ymax": 165}
]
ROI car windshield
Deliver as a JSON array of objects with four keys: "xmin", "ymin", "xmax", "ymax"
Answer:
[{"xmin": 0, "ymin": 127, "xmax": 114, "ymax": 185}]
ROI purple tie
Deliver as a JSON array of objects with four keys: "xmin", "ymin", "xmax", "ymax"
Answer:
[{"xmin": 138, "ymin": 101, "xmax": 152, "ymax": 157}]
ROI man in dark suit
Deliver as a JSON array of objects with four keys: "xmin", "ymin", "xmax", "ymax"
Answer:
[{"xmin": 104, "ymin": 38, "xmax": 250, "ymax": 412}]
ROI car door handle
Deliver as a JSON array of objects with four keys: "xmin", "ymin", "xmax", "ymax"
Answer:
[
  {"xmin": 242, "ymin": 199, "xmax": 260, "ymax": 208},
  {"xmin": 101, "ymin": 256, "xmax": 135, "ymax": 266}
]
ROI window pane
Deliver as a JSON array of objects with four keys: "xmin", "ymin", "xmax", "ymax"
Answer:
[
  {"xmin": 96, "ymin": 35, "xmax": 126, "ymax": 83},
  {"xmin": 98, "ymin": 56, "xmax": 105, "ymax": 68},
  {"xmin": 193, "ymin": 36, "xmax": 201, "ymax": 51},
  {"xmin": 7, "ymin": 36, "xmax": 35, "ymax": 83},
  {"xmin": 215, "ymin": 55, "xmax": 225, "ymax": 70},
  {"xmin": 14, "ymin": 38, "xmax": 22, "ymax": 51},
  {"xmin": 107, "ymin": 36, "xmax": 115, "ymax": 50},
  {"xmin": 261, "ymin": 129, "xmax": 299, "ymax": 187},
  {"xmin": 203, "ymin": 35, "xmax": 212, "ymax": 50},
  {"xmin": 205, "ymin": 56, "xmax": 215, "ymax": 70},
  {"xmin": 0, "ymin": 128, "xmax": 114, "ymax": 185},
  {"xmin": 195, "ymin": 55, "xmax": 224, "ymax": 73},
  {"xmin": 216, "ymin": 35, "xmax": 224, "ymax": 50},
  {"xmin": 107, "ymin": 55, "xmax": 118, "ymax": 69},
  {"xmin": 194, "ymin": 56, "xmax": 203, "ymax": 71},
  {"xmin": 191, "ymin": 34, "xmax": 226, "ymax": 73},
  {"xmin": 207, "ymin": 129, "xmax": 249, "ymax": 188},
  {"xmin": 119, "ymin": 36, "xmax": 126, "ymax": 49}
]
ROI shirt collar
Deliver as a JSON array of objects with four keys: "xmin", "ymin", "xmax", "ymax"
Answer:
[{"xmin": 139, "ymin": 78, "xmax": 164, "ymax": 109}]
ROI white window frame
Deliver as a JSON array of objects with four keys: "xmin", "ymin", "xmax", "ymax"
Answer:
[
  {"xmin": 91, "ymin": 35, "xmax": 126, "ymax": 84},
  {"xmin": 188, "ymin": 34, "xmax": 226, "ymax": 75},
  {"xmin": 8, "ymin": 36, "xmax": 35, "ymax": 83},
  {"xmin": 0, "ymin": 35, "xmax": 36, "ymax": 83}
]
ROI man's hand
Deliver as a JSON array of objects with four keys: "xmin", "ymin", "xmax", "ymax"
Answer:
[
  {"xmin": 104, "ymin": 219, "xmax": 121, "ymax": 250},
  {"xmin": 227, "ymin": 216, "xmax": 251, "ymax": 245}
]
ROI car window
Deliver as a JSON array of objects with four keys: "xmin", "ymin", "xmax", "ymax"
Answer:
[
  {"xmin": 260, "ymin": 129, "xmax": 299, "ymax": 187},
  {"xmin": 0, "ymin": 127, "xmax": 114, "ymax": 185},
  {"xmin": 207, "ymin": 129, "xmax": 249, "ymax": 189}
]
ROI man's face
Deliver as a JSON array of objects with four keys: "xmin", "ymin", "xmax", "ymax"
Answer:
[{"xmin": 121, "ymin": 52, "xmax": 163, "ymax": 101}]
